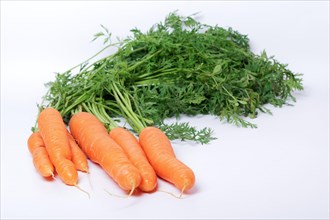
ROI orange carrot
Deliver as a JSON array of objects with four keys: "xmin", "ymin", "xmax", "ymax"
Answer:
[
  {"xmin": 139, "ymin": 127, "xmax": 195, "ymax": 193},
  {"xmin": 32, "ymin": 147, "xmax": 55, "ymax": 178},
  {"xmin": 27, "ymin": 132, "xmax": 54, "ymax": 178},
  {"xmin": 67, "ymin": 132, "xmax": 89, "ymax": 173},
  {"xmin": 27, "ymin": 132, "xmax": 44, "ymax": 154},
  {"xmin": 69, "ymin": 112, "xmax": 141, "ymax": 192},
  {"xmin": 109, "ymin": 127, "xmax": 157, "ymax": 192},
  {"xmin": 38, "ymin": 107, "xmax": 78, "ymax": 186}
]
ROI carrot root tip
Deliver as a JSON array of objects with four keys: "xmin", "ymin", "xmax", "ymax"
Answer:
[
  {"xmin": 86, "ymin": 171, "xmax": 93, "ymax": 190},
  {"xmin": 104, "ymin": 183, "xmax": 136, "ymax": 199},
  {"xmin": 159, "ymin": 184, "xmax": 187, "ymax": 199},
  {"xmin": 74, "ymin": 184, "xmax": 91, "ymax": 199},
  {"xmin": 127, "ymin": 182, "xmax": 136, "ymax": 197},
  {"xmin": 51, "ymin": 172, "xmax": 55, "ymax": 180},
  {"xmin": 179, "ymin": 184, "xmax": 187, "ymax": 199},
  {"xmin": 158, "ymin": 190, "xmax": 184, "ymax": 199}
]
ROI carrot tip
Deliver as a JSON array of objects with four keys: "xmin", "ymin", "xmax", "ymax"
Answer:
[
  {"xmin": 104, "ymin": 183, "xmax": 136, "ymax": 199},
  {"xmin": 158, "ymin": 185, "xmax": 187, "ymax": 199},
  {"xmin": 158, "ymin": 189, "xmax": 184, "ymax": 199},
  {"xmin": 86, "ymin": 171, "xmax": 93, "ymax": 191},
  {"xmin": 179, "ymin": 184, "xmax": 187, "ymax": 199},
  {"xmin": 127, "ymin": 184, "xmax": 136, "ymax": 197},
  {"xmin": 74, "ymin": 184, "xmax": 91, "ymax": 199},
  {"xmin": 104, "ymin": 188, "xmax": 130, "ymax": 199}
]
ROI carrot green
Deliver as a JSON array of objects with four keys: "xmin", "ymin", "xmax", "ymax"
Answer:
[{"xmin": 39, "ymin": 12, "xmax": 303, "ymax": 144}]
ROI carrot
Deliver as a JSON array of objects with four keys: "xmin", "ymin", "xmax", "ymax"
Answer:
[
  {"xmin": 27, "ymin": 132, "xmax": 44, "ymax": 154},
  {"xmin": 27, "ymin": 132, "xmax": 54, "ymax": 178},
  {"xmin": 67, "ymin": 132, "xmax": 89, "ymax": 173},
  {"xmin": 109, "ymin": 127, "xmax": 157, "ymax": 192},
  {"xmin": 32, "ymin": 148, "xmax": 55, "ymax": 178},
  {"xmin": 38, "ymin": 107, "xmax": 78, "ymax": 186},
  {"xmin": 69, "ymin": 112, "xmax": 141, "ymax": 193},
  {"xmin": 139, "ymin": 127, "xmax": 195, "ymax": 194}
]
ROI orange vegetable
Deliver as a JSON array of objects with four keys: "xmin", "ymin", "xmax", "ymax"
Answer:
[
  {"xmin": 27, "ymin": 132, "xmax": 54, "ymax": 178},
  {"xmin": 67, "ymin": 132, "xmax": 89, "ymax": 173},
  {"xmin": 139, "ymin": 127, "xmax": 195, "ymax": 193},
  {"xmin": 27, "ymin": 132, "xmax": 44, "ymax": 154},
  {"xmin": 109, "ymin": 127, "xmax": 157, "ymax": 192},
  {"xmin": 69, "ymin": 112, "xmax": 141, "ymax": 192},
  {"xmin": 38, "ymin": 107, "xmax": 78, "ymax": 185}
]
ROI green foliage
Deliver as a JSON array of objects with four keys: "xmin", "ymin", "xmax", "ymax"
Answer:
[{"xmin": 40, "ymin": 12, "xmax": 303, "ymax": 144}]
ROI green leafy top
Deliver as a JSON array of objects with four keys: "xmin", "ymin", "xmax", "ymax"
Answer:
[{"xmin": 37, "ymin": 12, "xmax": 303, "ymax": 144}]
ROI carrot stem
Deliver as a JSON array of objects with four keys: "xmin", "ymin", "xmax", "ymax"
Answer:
[
  {"xmin": 111, "ymin": 82, "xmax": 145, "ymax": 132},
  {"xmin": 64, "ymin": 43, "xmax": 117, "ymax": 74},
  {"xmin": 82, "ymin": 101, "xmax": 118, "ymax": 131}
]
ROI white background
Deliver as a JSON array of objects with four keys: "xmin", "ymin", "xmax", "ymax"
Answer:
[{"xmin": 1, "ymin": 1, "xmax": 329, "ymax": 219}]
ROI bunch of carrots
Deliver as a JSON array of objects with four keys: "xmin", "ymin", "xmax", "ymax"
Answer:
[{"xmin": 28, "ymin": 107, "xmax": 195, "ymax": 197}]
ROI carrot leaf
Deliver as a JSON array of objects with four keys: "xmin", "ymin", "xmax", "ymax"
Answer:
[{"xmin": 39, "ymin": 11, "xmax": 303, "ymax": 144}]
